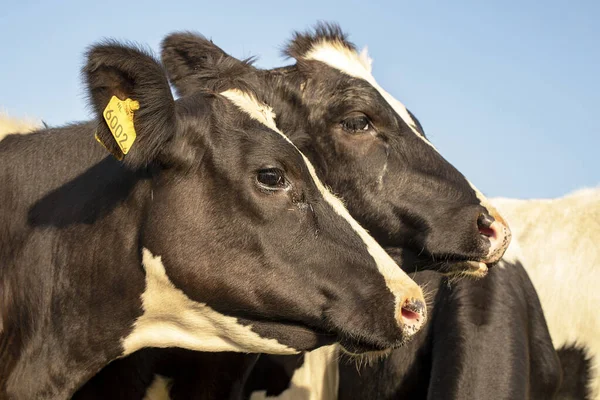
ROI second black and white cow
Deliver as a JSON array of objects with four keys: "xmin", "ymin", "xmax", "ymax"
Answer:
[
  {"xmin": 161, "ymin": 25, "xmax": 559, "ymax": 400},
  {"xmin": 0, "ymin": 41, "xmax": 428, "ymax": 399}
]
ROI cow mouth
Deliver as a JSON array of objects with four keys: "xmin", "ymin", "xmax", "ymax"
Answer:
[
  {"xmin": 339, "ymin": 340, "xmax": 399, "ymax": 355},
  {"xmin": 426, "ymin": 254, "xmax": 498, "ymax": 278},
  {"xmin": 384, "ymin": 247, "xmax": 494, "ymax": 278},
  {"xmin": 239, "ymin": 317, "xmax": 335, "ymax": 348},
  {"xmin": 340, "ymin": 345, "xmax": 394, "ymax": 360},
  {"xmin": 441, "ymin": 260, "xmax": 490, "ymax": 278}
]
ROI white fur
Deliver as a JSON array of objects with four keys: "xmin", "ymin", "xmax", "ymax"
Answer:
[
  {"xmin": 303, "ymin": 42, "xmax": 505, "ymax": 260},
  {"xmin": 493, "ymin": 187, "xmax": 600, "ymax": 399},
  {"xmin": 143, "ymin": 374, "xmax": 172, "ymax": 400},
  {"xmin": 249, "ymin": 345, "xmax": 339, "ymax": 400},
  {"xmin": 122, "ymin": 249, "xmax": 299, "ymax": 355},
  {"xmin": 221, "ymin": 89, "xmax": 424, "ymax": 319},
  {"xmin": 0, "ymin": 112, "xmax": 41, "ymax": 141},
  {"xmin": 305, "ymin": 42, "xmax": 419, "ymax": 135}
]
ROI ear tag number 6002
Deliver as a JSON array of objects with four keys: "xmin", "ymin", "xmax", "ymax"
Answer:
[{"xmin": 102, "ymin": 96, "xmax": 140, "ymax": 155}]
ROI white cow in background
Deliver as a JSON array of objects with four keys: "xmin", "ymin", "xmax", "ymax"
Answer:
[
  {"xmin": 0, "ymin": 112, "xmax": 41, "ymax": 140},
  {"xmin": 494, "ymin": 188, "xmax": 600, "ymax": 399}
]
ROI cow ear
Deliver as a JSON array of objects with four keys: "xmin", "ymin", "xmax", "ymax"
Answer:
[
  {"xmin": 83, "ymin": 41, "xmax": 176, "ymax": 169},
  {"xmin": 161, "ymin": 32, "xmax": 256, "ymax": 97}
]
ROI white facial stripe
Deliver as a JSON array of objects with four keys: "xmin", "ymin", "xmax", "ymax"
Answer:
[
  {"xmin": 220, "ymin": 89, "xmax": 421, "ymax": 315},
  {"xmin": 304, "ymin": 41, "xmax": 420, "ymax": 135},
  {"xmin": 304, "ymin": 41, "xmax": 501, "ymax": 228},
  {"xmin": 221, "ymin": 89, "xmax": 281, "ymax": 136},
  {"xmin": 121, "ymin": 249, "xmax": 299, "ymax": 356}
]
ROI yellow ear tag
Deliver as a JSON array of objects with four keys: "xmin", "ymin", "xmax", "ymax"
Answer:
[{"xmin": 102, "ymin": 96, "xmax": 140, "ymax": 155}]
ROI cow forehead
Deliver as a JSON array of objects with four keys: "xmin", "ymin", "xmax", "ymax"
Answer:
[
  {"xmin": 220, "ymin": 89, "xmax": 293, "ymax": 146},
  {"xmin": 304, "ymin": 41, "xmax": 421, "ymax": 137}
]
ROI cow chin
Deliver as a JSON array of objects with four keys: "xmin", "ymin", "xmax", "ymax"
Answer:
[
  {"xmin": 387, "ymin": 247, "xmax": 492, "ymax": 280},
  {"xmin": 238, "ymin": 318, "xmax": 412, "ymax": 354},
  {"xmin": 339, "ymin": 345, "xmax": 394, "ymax": 364},
  {"xmin": 338, "ymin": 337, "xmax": 406, "ymax": 356},
  {"xmin": 441, "ymin": 260, "xmax": 491, "ymax": 279},
  {"xmin": 236, "ymin": 318, "xmax": 337, "ymax": 352}
]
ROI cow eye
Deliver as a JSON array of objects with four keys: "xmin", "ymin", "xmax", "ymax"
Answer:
[
  {"xmin": 256, "ymin": 168, "xmax": 289, "ymax": 191},
  {"xmin": 341, "ymin": 115, "xmax": 372, "ymax": 134}
]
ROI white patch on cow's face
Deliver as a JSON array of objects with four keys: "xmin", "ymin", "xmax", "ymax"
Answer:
[
  {"xmin": 304, "ymin": 41, "xmax": 420, "ymax": 136},
  {"xmin": 303, "ymin": 41, "xmax": 507, "ymax": 259},
  {"xmin": 121, "ymin": 249, "xmax": 299, "ymax": 356},
  {"xmin": 143, "ymin": 375, "xmax": 172, "ymax": 400},
  {"xmin": 249, "ymin": 345, "xmax": 339, "ymax": 400},
  {"xmin": 221, "ymin": 89, "xmax": 425, "ymax": 331}
]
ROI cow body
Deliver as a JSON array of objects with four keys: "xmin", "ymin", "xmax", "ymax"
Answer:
[
  {"xmin": 0, "ymin": 122, "xmax": 152, "ymax": 398},
  {"xmin": 337, "ymin": 247, "xmax": 561, "ymax": 399},
  {"xmin": 494, "ymin": 188, "xmax": 600, "ymax": 399}
]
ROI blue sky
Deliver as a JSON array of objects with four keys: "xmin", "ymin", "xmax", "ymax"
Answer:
[{"xmin": 1, "ymin": 0, "xmax": 597, "ymax": 199}]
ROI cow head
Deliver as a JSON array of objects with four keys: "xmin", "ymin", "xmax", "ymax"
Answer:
[
  {"xmin": 83, "ymin": 42, "xmax": 426, "ymax": 355},
  {"xmin": 160, "ymin": 24, "xmax": 511, "ymax": 277}
]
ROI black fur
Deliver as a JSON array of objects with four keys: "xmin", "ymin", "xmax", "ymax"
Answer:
[
  {"xmin": 556, "ymin": 346, "xmax": 592, "ymax": 399},
  {"xmin": 336, "ymin": 260, "xmax": 561, "ymax": 399}
]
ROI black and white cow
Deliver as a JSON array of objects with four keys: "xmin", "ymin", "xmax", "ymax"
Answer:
[
  {"xmin": 0, "ymin": 40, "xmax": 430, "ymax": 399},
  {"xmin": 159, "ymin": 25, "xmax": 560, "ymax": 400},
  {"xmin": 72, "ymin": 25, "xmax": 543, "ymax": 399}
]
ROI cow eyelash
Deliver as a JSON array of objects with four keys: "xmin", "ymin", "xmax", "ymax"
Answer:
[
  {"xmin": 256, "ymin": 168, "xmax": 290, "ymax": 192},
  {"xmin": 340, "ymin": 115, "xmax": 373, "ymax": 134}
]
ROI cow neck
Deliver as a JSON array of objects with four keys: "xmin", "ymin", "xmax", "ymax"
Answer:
[{"xmin": 1, "ymin": 162, "xmax": 153, "ymax": 400}]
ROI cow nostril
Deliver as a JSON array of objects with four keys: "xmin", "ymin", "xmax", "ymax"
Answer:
[
  {"xmin": 477, "ymin": 212, "xmax": 496, "ymax": 237},
  {"xmin": 399, "ymin": 298, "xmax": 426, "ymax": 334},
  {"xmin": 401, "ymin": 308, "xmax": 420, "ymax": 321},
  {"xmin": 477, "ymin": 210, "xmax": 512, "ymax": 264},
  {"xmin": 477, "ymin": 212, "xmax": 495, "ymax": 229}
]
